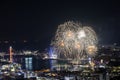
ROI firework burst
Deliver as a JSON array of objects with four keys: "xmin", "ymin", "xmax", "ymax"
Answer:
[{"xmin": 51, "ymin": 21, "xmax": 98, "ymax": 60}]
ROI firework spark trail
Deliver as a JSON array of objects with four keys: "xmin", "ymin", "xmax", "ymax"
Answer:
[{"xmin": 51, "ymin": 21, "xmax": 98, "ymax": 60}]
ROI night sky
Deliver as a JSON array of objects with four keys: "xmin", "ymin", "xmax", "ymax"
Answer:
[{"xmin": 0, "ymin": 0, "xmax": 120, "ymax": 51}]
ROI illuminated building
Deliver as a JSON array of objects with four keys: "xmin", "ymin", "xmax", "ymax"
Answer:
[{"xmin": 3, "ymin": 52, "xmax": 50, "ymax": 71}]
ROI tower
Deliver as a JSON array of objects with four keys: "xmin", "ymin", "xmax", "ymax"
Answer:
[{"xmin": 10, "ymin": 46, "xmax": 13, "ymax": 62}]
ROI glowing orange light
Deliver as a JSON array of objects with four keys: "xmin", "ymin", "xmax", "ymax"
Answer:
[
  {"xmin": 61, "ymin": 42, "xmax": 64, "ymax": 46},
  {"xmin": 67, "ymin": 31, "xmax": 72, "ymax": 37},
  {"xmin": 10, "ymin": 46, "xmax": 13, "ymax": 62},
  {"xmin": 60, "ymin": 40, "xmax": 64, "ymax": 46},
  {"xmin": 87, "ymin": 45, "xmax": 97, "ymax": 54},
  {"xmin": 75, "ymin": 44, "xmax": 80, "ymax": 49}
]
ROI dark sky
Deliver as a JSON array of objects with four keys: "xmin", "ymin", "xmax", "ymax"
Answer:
[{"xmin": 0, "ymin": 0, "xmax": 120, "ymax": 51}]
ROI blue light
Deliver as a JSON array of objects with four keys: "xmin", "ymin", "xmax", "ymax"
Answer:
[
  {"xmin": 48, "ymin": 47, "xmax": 57, "ymax": 70},
  {"xmin": 48, "ymin": 47, "xmax": 57, "ymax": 59}
]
